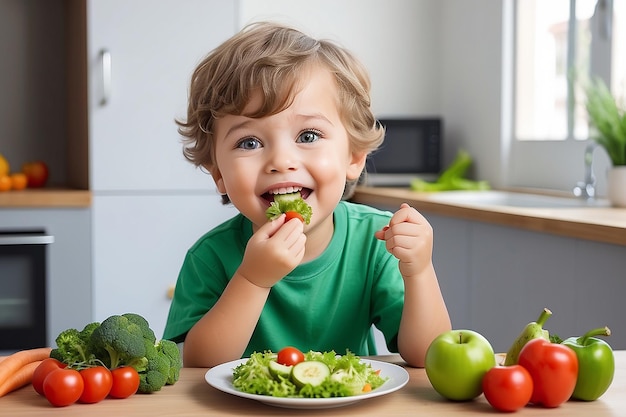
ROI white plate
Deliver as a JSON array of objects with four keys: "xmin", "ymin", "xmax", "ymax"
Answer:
[{"xmin": 205, "ymin": 358, "xmax": 409, "ymax": 409}]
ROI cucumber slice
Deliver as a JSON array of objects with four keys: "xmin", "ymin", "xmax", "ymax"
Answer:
[
  {"xmin": 268, "ymin": 360, "xmax": 292, "ymax": 381},
  {"xmin": 273, "ymin": 191, "xmax": 302, "ymax": 204},
  {"xmin": 290, "ymin": 361, "xmax": 330, "ymax": 388}
]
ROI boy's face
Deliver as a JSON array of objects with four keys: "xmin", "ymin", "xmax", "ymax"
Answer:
[{"xmin": 211, "ymin": 65, "xmax": 366, "ymax": 230}]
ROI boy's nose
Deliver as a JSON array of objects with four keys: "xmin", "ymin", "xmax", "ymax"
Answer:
[{"xmin": 267, "ymin": 145, "xmax": 299, "ymax": 173}]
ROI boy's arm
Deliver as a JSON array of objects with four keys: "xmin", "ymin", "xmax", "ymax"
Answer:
[
  {"xmin": 375, "ymin": 203, "xmax": 451, "ymax": 367},
  {"xmin": 183, "ymin": 272, "xmax": 270, "ymax": 367},
  {"xmin": 183, "ymin": 215, "xmax": 306, "ymax": 367}
]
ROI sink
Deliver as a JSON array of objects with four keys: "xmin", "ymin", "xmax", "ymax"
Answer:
[{"xmin": 425, "ymin": 190, "xmax": 610, "ymax": 208}]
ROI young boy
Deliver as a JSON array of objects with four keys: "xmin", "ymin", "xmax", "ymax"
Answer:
[{"xmin": 163, "ymin": 22, "xmax": 451, "ymax": 368}]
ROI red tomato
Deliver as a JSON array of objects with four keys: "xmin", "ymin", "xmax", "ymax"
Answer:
[
  {"xmin": 518, "ymin": 338, "xmax": 578, "ymax": 408},
  {"xmin": 284, "ymin": 211, "xmax": 304, "ymax": 223},
  {"xmin": 32, "ymin": 358, "xmax": 66, "ymax": 396},
  {"xmin": 43, "ymin": 368, "xmax": 84, "ymax": 407},
  {"xmin": 482, "ymin": 365, "xmax": 533, "ymax": 412},
  {"xmin": 109, "ymin": 366, "xmax": 140, "ymax": 399},
  {"xmin": 79, "ymin": 366, "xmax": 113, "ymax": 403},
  {"xmin": 276, "ymin": 346, "xmax": 305, "ymax": 366}
]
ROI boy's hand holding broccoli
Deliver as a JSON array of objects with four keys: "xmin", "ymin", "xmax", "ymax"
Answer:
[
  {"xmin": 235, "ymin": 191, "xmax": 311, "ymax": 288},
  {"xmin": 238, "ymin": 214, "xmax": 307, "ymax": 288}
]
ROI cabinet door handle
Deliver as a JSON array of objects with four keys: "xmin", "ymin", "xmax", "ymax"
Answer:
[
  {"xmin": 99, "ymin": 49, "xmax": 112, "ymax": 106},
  {"xmin": 0, "ymin": 235, "xmax": 54, "ymax": 245}
]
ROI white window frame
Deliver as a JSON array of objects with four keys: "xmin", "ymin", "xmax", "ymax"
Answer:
[{"xmin": 505, "ymin": 0, "xmax": 616, "ymax": 193}]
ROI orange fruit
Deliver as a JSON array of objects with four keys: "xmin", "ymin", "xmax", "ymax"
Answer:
[
  {"xmin": 10, "ymin": 173, "xmax": 28, "ymax": 190},
  {"xmin": 0, "ymin": 154, "xmax": 9, "ymax": 177},
  {"xmin": 0, "ymin": 175, "xmax": 11, "ymax": 191}
]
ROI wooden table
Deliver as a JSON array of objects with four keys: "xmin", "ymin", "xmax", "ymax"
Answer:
[{"xmin": 1, "ymin": 352, "xmax": 624, "ymax": 416}]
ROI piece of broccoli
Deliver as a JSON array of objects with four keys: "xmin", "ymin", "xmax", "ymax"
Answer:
[
  {"xmin": 122, "ymin": 312, "xmax": 156, "ymax": 344},
  {"xmin": 133, "ymin": 339, "xmax": 182, "ymax": 393},
  {"xmin": 50, "ymin": 321, "xmax": 100, "ymax": 366},
  {"xmin": 157, "ymin": 339, "xmax": 183, "ymax": 385},
  {"xmin": 80, "ymin": 321, "xmax": 101, "ymax": 342},
  {"xmin": 137, "ymin": 345, "xmax": 170, "ymax": 393},
  {"xmin": 89, "ymin": 314, "xmax": 147, "ymax": 369}
]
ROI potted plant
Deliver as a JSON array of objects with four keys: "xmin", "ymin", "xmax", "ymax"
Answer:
[{"xmin": 585, "ymin": 78, "xmax": 626, "ymax": 207}]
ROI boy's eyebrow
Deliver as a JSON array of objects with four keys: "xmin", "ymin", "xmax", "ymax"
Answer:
[
  {"xmin": 224, "ymin": 113, "xmax": 335, "ymax": 138},
  {"xmin": 223, "ymin": 119, "xmax": 253, "ymax": 138},
  {"xmin": 298, "ymin": 113, "xmax": 335, "ymax": 126}
]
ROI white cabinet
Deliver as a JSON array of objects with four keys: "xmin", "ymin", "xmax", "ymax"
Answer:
[
  {"xmin": 92, "ymin": 194, "xmax": 237, "ymax": 337},
  {"xmin": 81, "ymin": 0, "xmax": 239, "ymax": 335},
  {"xmin": 428, "ymin": 214, "xmax": 626, "ymax": 352},
  {"xmin": 86, "ymin": 0, "xmax": 236, "ymax": 191}
]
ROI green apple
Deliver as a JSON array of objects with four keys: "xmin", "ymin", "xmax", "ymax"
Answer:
[{"xmin": 425, "ymin": 329, "xmax": 496, "ymax": 401}]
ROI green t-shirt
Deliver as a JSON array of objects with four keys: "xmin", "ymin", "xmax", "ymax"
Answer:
[{"xmin": 163, "ymin": 201, "xmax": 404, "ymax": 356}]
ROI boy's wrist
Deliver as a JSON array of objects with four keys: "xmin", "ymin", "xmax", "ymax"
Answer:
[
  {"xmin": 400, "ymin": 261, "xmax": 436, "ymax": 283},
  {"xmin": 235, "ymin": 268, "xmax": 276, "ymax": 289}
]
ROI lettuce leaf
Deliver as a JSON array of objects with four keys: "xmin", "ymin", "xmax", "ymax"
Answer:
[{"xmin": 265, "ymin": 192, "xmax": 312, "ymax": 224}]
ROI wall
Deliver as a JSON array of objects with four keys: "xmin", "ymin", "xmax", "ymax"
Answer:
[
  {"xmin": 238, "ymin": 0, "xmax": 443, "ymax": 118},
  {"xmin": 439, "ymin": 1, "xmax": 506, "ymax": 186}
]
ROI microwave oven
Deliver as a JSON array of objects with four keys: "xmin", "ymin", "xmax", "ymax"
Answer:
[{"xmin": 362, "ymin": 117, "xmax": 442, "ymax": 186}]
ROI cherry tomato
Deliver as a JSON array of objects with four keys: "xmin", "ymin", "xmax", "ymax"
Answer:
[
  {"xmin": 284, "ymin": 211, "xmax": 304, "ymax": 223},
  {"xmin": 276, "ymin": 346, "xmax": 305, "ymax": 366},
  {"xmin": 79, "ymin": 366, "xmax": 113, "ymax": 403},
  {"xmin": 43, "ymin": 368, "xmax": 84, "ymax": 407},
  {"xmin": 109, "ymin": 366, "xmax": 140, "ymax": 399},
  {"xmin": 32, "ymin": 358, "xmax": 66, "ymax": 396},
  {"xmin": 482, "ymin": 365, "xmax": 533, "ymax": 412}
]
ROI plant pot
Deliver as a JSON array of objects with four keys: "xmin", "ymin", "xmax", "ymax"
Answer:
[{"xmin": 607, "ymin": 166, "xmax": 626, "ymax": 207}]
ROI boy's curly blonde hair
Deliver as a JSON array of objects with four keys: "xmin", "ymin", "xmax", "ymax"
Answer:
[{"xmin": 177, "ymin": 22, "xmax": 384, "ymax": 201}]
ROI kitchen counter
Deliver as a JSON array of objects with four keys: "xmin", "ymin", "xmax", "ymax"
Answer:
[
  {"xmin": 0, "ymin": 189, "xmax": 91, "ymax": 208},
  {"xmin": 351, "ymin": 186, "xmax": 626, "ymax": 246},
  {"xmin": 1, "ymin": 352, "xmax": 624, "ymax": 416},
  {"xmin": 2, "ymin": 186, "xmax": 625, "ymax": 245}
]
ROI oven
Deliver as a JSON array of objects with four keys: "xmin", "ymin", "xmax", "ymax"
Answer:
[{"xmin": 0, "ymin": 230, "xmax": 53, "ymax": 351}]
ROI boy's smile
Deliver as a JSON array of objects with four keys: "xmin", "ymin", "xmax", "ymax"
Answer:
[{"xmin": 210, "ymin": 64, "xmax": 367, "ymax": 240}]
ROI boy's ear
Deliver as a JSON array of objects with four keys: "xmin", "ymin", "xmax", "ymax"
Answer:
[
  {"xmin": 210, "ymin": 167, "xmax": 227, "ymax": 194},
  {"xmin": 346, "ymin": 151, "xmax": 368, "ymax": 181}
]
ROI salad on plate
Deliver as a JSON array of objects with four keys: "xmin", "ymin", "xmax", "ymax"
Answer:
[{"xmin": 232, "ymin": 347, "xmax": 387, "ymax": 398}]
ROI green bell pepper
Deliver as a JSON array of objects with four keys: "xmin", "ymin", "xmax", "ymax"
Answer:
[{"xmin": 562, "ymin": 326, "xmax": 614, "ymax": 401}]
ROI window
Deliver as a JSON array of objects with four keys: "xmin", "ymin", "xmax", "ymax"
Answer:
[{"xmin": 514, "ymin": 0, "xmax": 624, "ymax": 142}]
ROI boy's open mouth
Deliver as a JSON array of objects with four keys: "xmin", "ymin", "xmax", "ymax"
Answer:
[{"xmin": 262, "ymin": 187, "xmax": 311, "ymax": 204}]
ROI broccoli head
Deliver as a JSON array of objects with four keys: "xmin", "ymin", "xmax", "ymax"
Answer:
[
  {"xmin": 80, "ymin": 321, "xmax": 101, "ymax": 342},
  {"xmin": 137, "ymin": 346, "xmax": 170, "ymax": 393},
  {"xmin": 90, "ymin": 314, "xmax": 147, "ymax": 369},
  {"xmin": 122, "ymin": 312, "xmax": 156, "ymax": 344},
  {"xmin": 157, "ymin": 339, "xmax": 182, "ymax": 385},
  {"xmin": 133, "ymin": 339, "xmax": 182, "ymax": 393},
  {"xmin": 50, "ymin": 321, "xmax": 100, "ymax": 366}
]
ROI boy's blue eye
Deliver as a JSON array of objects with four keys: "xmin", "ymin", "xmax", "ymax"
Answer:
[
  {"xmin": 297, "ymin": 130, "xmax": 321, "ymax": 143},
  {"xmin": 236, "ymin": 137, "xmax": 261, "ymax": 150}
]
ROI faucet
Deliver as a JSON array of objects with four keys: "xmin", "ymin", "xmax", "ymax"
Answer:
[{"xmin": 573, "ymin": 143, "xmax": 597, "ymax": 199}]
